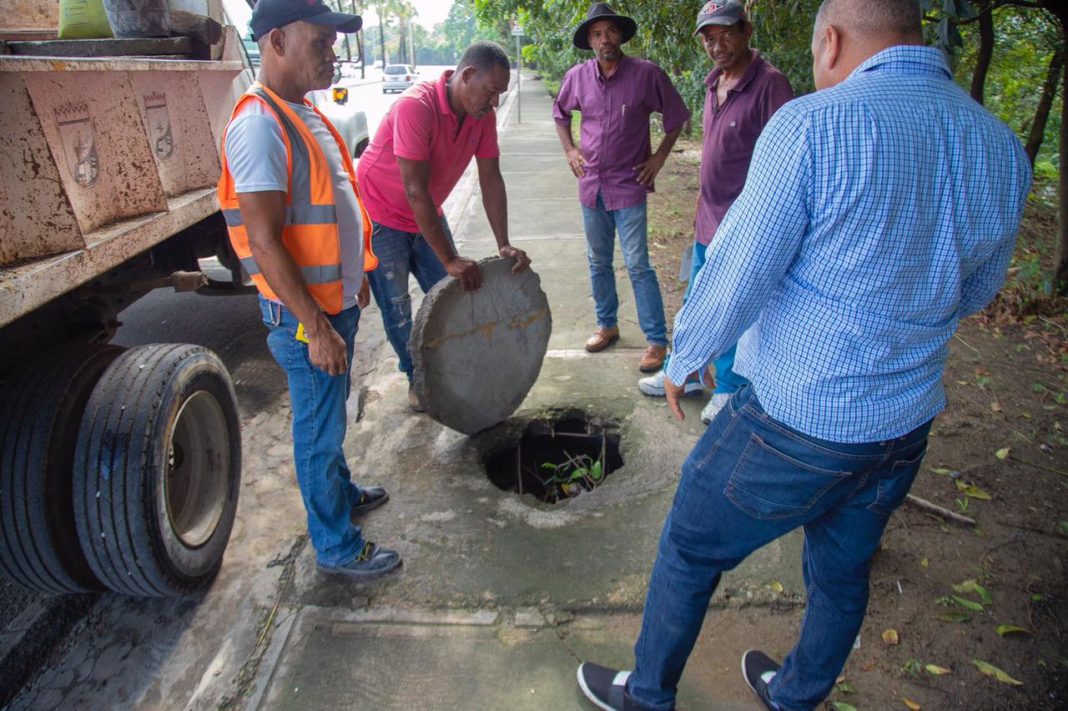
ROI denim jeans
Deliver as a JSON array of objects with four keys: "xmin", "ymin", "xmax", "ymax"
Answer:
[
  {"xmin": 260, "ymin": 297, "xmax": 367, "ymax": 567},
  {"xmin": 365, "ymin": 219, "xmax": 453, "ymax": 380},
  {"xmin": 665, "ymin": 241, "xmax": 746, "ymax": 394},
  {"xmin": 629, "ymin": 384, "xmax": 931, "ymax": 711},
  {"xmin": 582, "ymin": 193, "xmax": 667, "ymax": 346}
]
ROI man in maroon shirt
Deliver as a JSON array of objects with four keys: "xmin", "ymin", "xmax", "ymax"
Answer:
[
  {"xmin": 553, "ymin": 3, "xmax": 691, "ymax": 373},
  {"xmin": 637, "ymin": 0, "xmax": 793, "ymax": 423}
]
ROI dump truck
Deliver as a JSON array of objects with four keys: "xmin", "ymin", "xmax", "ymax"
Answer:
[{"xmin": 0, "ymin": 0, "xmax": 367, "ymax": 598}]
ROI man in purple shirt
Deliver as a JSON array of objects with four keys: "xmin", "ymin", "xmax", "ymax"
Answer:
[
  {"xmin": 553, "ymin": 3, "xmax": 691, "ymax": 373},
  {"xmin": 637, "ymin": 0, "xmax": 793, "ymax": 423}
]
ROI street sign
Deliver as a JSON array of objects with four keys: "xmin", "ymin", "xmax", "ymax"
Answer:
[{"xmin": 511, "ymin": 24, "xmax": 523, "ymax": 36}]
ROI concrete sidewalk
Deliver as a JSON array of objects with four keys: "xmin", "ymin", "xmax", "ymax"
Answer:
[{"xmin": 250, "ymin": 73, "xmax": 806, "ymax": 710}]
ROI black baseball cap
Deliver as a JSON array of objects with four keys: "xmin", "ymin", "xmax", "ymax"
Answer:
[{"xmin": 250, "ymin": 0, "xmax": 362, "ymax": 42}]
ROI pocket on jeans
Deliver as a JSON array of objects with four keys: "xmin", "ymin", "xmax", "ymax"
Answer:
[
  {"xmin": 725, "ymin": 434, "xmax": 851, "ymax": 520},
  {"xmin": 867, "ymin": 446, "xmax": 927, "ymax": 516}
]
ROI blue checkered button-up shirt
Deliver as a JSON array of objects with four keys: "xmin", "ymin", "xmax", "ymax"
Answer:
[{"xmin": 667, "ymin": 45, "xmax": 1032, "ymax": 443}]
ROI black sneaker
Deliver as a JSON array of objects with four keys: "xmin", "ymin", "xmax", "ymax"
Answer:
[
  {"xmin": 317, "ymin": 542, "xmax": 402, "ymax": 581},
  {"xmin": 576, "ymin": 662, "xmax": 652, "ymax": 710},
  {"xmin": 351, "ymin": 486, "xmax": 389, "ymax": 518},
  {"xmin": 741, "ymin": 650, "xmax": 781, "ymax": 711}
]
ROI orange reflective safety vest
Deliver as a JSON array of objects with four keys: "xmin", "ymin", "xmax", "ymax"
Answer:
[{"xmin": 217, "ymin": 83, "xmax": 377, "ymax": 315}]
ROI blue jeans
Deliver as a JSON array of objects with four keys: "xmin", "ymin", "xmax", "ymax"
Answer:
[
  {"xmin": 665, "ymin": 241, "xmax": 746, "ymax": 394},
  {"xmin": 260, "ymin": 297, "xmax": 367, "ymax": 567},
  {"xmin": 582, "ymin": 194, "xmax": 667, "ymax": 346},
  {"xmin": 365, "ymin": 219, "xmax": 453, "ymax": 380},
  {"xmin": 629, "ymin": 384, "xmax": 931, "ymax": 711}
]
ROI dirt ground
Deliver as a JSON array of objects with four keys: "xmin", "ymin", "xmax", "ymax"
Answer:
[{"xmin": 646, "ymin": 138, "xmax": 1068, "ymax": 710}]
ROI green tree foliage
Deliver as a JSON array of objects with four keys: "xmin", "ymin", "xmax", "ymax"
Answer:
[{"xmin": 472, "ymin": 0, "xmax": 823, "ymax": 126}]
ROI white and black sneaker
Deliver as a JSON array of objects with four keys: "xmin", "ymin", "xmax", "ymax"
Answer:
[
  {"xmin": 576, "ymin": 662, "xmax": 651, "ymax": 710},
  {"xmin": 741, "ymin": 650, "xmax": 781, "ymax": 710}
]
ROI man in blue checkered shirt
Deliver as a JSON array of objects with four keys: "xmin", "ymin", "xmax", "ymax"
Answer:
[{"xmin": 575, "ymin": 0, "xmax": 1032, "ymax": 709}]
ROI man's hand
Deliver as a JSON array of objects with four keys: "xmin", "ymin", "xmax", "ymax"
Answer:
[
  {"xmin": 499, "ymin": 245, "xmax": 531, "ymax": 274},
  {"xmin": 446, "ymin": 255, "xmax": 482, "ymax": 291},
  {"xmin": 358, "ymin": 275, "xmax": 371, "ymax": 309},
  {"xmin": 664, "ymin": 373, "xmax": 687, "ymax": 421},
  {"xmin": 634, "ymin": 152, "xmax": 668, "ymax": 186},
  {"xmin": 306, "ymin": 322, "xmax": 348, "ymax": 377},
  {"xmin": 565, "ymin": 146, "xmax": 587, "ymax": 178}
]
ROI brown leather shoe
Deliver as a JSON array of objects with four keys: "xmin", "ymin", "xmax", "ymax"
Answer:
[
  {"xmin": 585, "ymin": 326, "xmax": 620, "ymax": 353},
  {"xmin": 639, "ymin": 345, "xmax": 667, "ymax": 373}
]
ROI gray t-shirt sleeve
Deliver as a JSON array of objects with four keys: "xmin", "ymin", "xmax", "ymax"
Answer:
[{"xmin": 224, "ymin": 111, "xmax": 288, "ymax": 193}]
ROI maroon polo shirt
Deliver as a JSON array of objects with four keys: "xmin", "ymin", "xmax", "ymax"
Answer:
[
  {"xmin": 553, "ymin": 55, "xmax": 690, "ymax": 211},
  {"xmin": 696, "ymin": 51, "xmax": 793, "ymax": 245}
]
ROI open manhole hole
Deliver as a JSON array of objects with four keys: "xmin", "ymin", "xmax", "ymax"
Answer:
[{"xmin": 482, "ymin": 411, "xmax": 624, "ymax": 504}]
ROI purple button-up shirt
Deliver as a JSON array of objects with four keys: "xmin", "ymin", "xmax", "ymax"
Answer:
[
  {"xmin": 695, "ymin": 51, "xmax": 793, "ymax": 245},
  {"xmin": 553, "ymin": 55, "xmax": 690, "ymax": 211}
]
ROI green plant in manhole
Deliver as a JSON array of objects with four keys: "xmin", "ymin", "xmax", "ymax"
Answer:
[
  {"xmin": 481, "ymin": 411, "xmax": 623, "ymax": 504},
  {"xmin": 539, "ymin": 452, "xmax": 605, "ymax": 500}
]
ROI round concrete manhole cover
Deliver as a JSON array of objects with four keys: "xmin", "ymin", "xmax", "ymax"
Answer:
[{"xmin": 411, "ymin": 257, "xmax": 552, "ymax": 434}]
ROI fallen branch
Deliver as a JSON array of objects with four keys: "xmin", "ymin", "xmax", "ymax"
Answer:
[{"xmin": 905, "ymin": 494, "xmax": 976, "ymax": 526}]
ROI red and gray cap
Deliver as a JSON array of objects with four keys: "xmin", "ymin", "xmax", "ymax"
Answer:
[
  {"xmin": 694, "ymin": 0, "xmax": 747, "ymax": 36},
  {"xmin": 250, "ymin": 0, "xmax": 362, "ymax": 42}
]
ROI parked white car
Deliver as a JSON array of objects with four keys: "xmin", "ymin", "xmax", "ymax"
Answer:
[{"xmin": 382, "ymin": 64, "xmax": 416, "ymax": 94}]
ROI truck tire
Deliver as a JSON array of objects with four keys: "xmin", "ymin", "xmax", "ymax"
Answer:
[
  {"xmin": 73, "ymin": 344, "xmax": 241, "ymax": 597},
  {"xmin": 0, "ymin": 344, "xmax": 124, "ymax": 594}
]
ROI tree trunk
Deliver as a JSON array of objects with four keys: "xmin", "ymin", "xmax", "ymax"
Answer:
[
  {"xmin": 1055, "ymin": 36, "xmax": 1068, "ymax": 294},
  {"xmin": 1025, "ymin": 45, "xmax": 1064, "ymax": 167},
  {"xmin": 350, "ymin": 1, "xmax": 364, "ymax": 78},
  {"xmin": 379, "ymin": 17, "xmax": 386, "ymax": 70},
  {"xmin": 970, "ymin": 7, "xmax": 994, "ymax": 104}
]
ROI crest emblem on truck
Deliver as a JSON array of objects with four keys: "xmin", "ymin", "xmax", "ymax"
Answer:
[
  {"xmin": 144, "ymin": 92, "xmax": 174, "ymax": 160},
  {"xmin": 54, "ymin": 102, "xmax": 99, "ymax": 187}
]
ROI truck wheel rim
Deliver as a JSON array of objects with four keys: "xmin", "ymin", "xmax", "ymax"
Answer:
[{"xmin": 164, "ymin": 391, "xmax": 230, "ymax": 548}]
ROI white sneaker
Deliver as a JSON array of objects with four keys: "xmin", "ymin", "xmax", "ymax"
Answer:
[
  {"xmin": 638, "ymin": 370, "xmax": 705, "ymax": 398},
  {"xmin": 701, "ymin": 393, "xmax": 731, "ymax": 424}
]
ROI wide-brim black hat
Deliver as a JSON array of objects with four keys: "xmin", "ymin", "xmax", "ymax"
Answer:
[{"xmin": 573, "ymin": 3, "xmax": 637, "ymax": 51}]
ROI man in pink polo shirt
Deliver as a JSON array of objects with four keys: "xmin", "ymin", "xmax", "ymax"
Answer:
[{"xmin": 357, "ymin": 41, "xmax": 531, "ymax": 411}]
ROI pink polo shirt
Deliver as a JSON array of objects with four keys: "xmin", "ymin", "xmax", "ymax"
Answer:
[{"xmin": 356, "ymin": 70, "xmax": 500, "ymax": 233}]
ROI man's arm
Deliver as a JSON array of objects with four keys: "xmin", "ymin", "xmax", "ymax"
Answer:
[
  {"xmin": 237, "ymin": 190, "xmax": 348, "ymax": 376},
  {"xmin": 396, "ymin": 155, "xmax": 481, "ymax": 291},
  {"xmin": 476, "ymin": 156, "xmax": 531, "ymax": 274},
  {"xmin": 555, "ymin": 120, "xmax": 586, "ymax": 178},
  {"xmin": 634, "ymin": 125, "xmax": 682, "ymax": 186},
  {"xmin": 664, "ymin": 108, "xmax": 810, "ymax": 418}
]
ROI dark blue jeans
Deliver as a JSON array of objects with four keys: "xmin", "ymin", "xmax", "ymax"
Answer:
[
  {"xmin": 629, "ymin": 384, "xmax": 931, "ymax": 710},
  {"xmin": 365, "ymin": 218, "xmax": 453, "ymax": 380},
  {"xmin": 260, "ymin": 297, "xmax": 367, "ymax": 567}
]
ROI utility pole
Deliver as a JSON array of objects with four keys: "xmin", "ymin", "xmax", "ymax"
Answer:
[{"xmin": 511, "ymin": 21, "xmax": 523, "ymax": 123}]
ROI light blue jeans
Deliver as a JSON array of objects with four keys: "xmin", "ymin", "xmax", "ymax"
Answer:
[
  {"xmin": 260, "ymin": 297, "xmax": 366, "ymax": 567},
  {"xmin": 666, "ymin": 241, "xmax": 747, "ymax": 394},
  {"xmin": 582, "ymin": 194, "xmax": 667, "ymax": 346},
  {"xmin": 628, "ymin": 384, "xmax": 931, "ymax": 710},
  {"xmin": 365, "ymin": 219, "xmax": 453, "ymax": 380}
]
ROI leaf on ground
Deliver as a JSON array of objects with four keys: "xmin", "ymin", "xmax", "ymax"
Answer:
[
  {"xmin": 926, "ymin": 664, "xmax": 952, "ymax": 675},
  {"xmin": 903, "ymin": 699, "xmax": 922, "ymax": 710},
  {"xmin": 769, "ymin": 580, "xmax": 784, "ymax": 594},
  {"xmin": 955, "ymin": 480, "xmax": 992, "ymax": 500},
  {"xmin": 935, "ymin": 610, "xmax": 972, "ymax": 623},
  {"xmin": 882, "ymin": 629, "xmax": 900, "ymax": 645},
  {"xmin": 996, "ymin": 624, "xmax": 1030, "ymax": 637},
  {"xmin": 929, "ymin": 467, "xmax": 954, "ymax": 475},
  {"xmin": 953, "ymin": 580, "xmax": 993, "ymax": 604},
  {"xmin": 831, "ymin": 703, "xmax": 858, "ymax": 711},
  {"xmin": 995, "ymin": 447, "xmax": 1011, "ymax": 460},
  {"xmin": 921, "ymin": 557, "xmax": 929, "ymax": 568},
  {"xmin": 990, "ymin": 401, "xmax": 1002, "ymax": 413},
  {"xmin": 972, "ymin": 659, "xmax": 1023, "ymax": 686},
  {"xmin": 952, "ymin": 595, "xmax": 985, "ymax": 611},
  {"xmin": 836, "ymin": 681, "xmax": 855, "ymax": 694}
]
